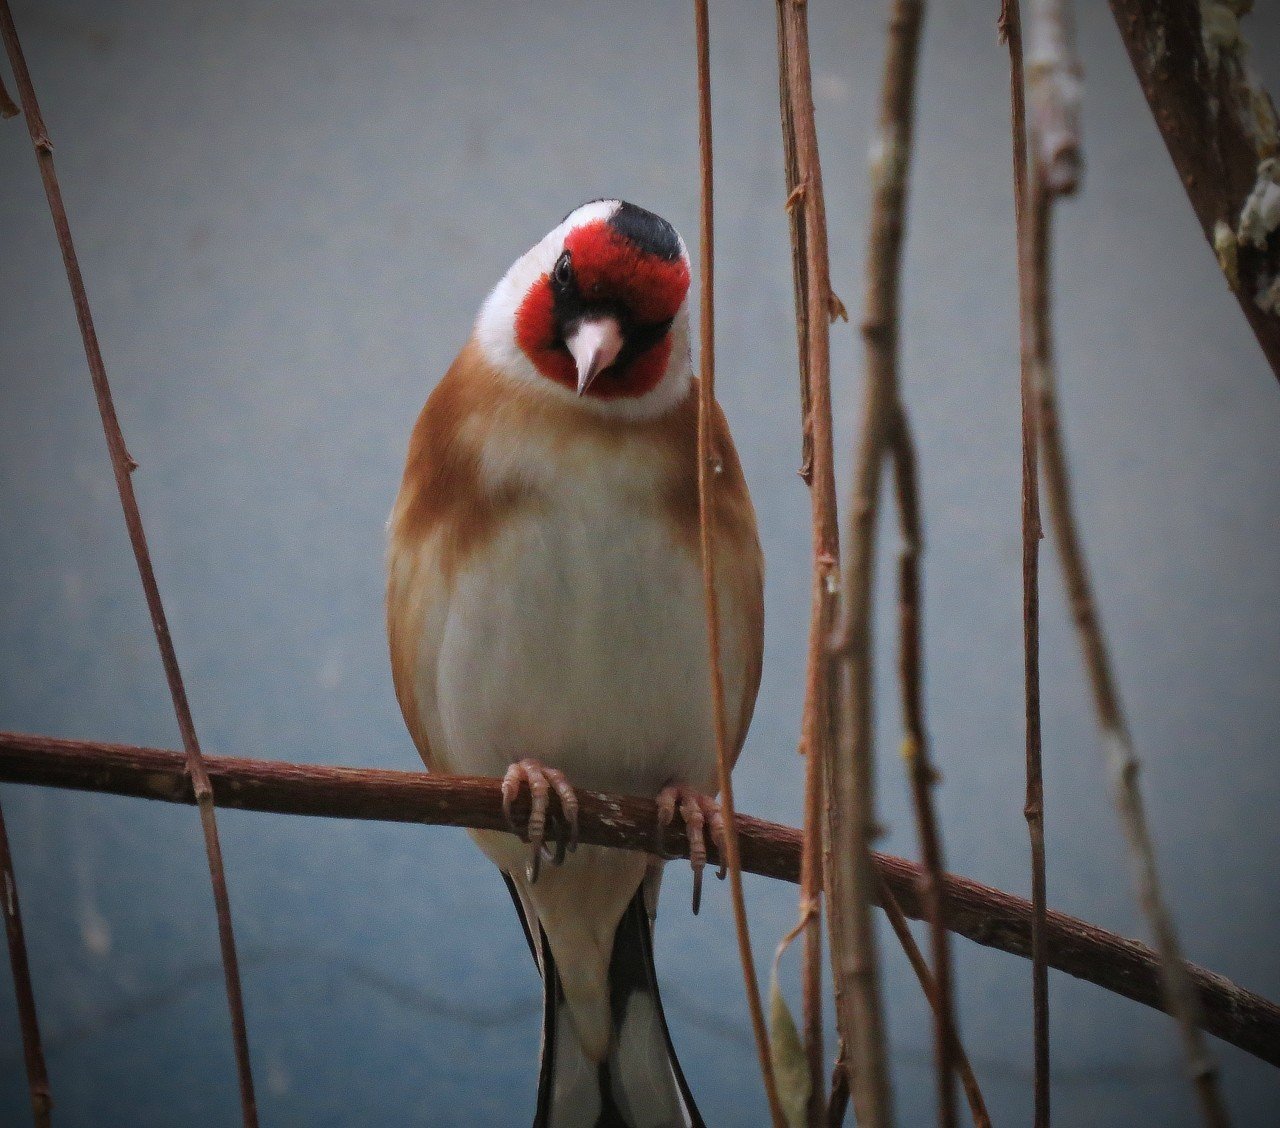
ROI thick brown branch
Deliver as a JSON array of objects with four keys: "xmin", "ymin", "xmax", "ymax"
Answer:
[
  {"xmin": 0, "ymin": 5, "xmax": 258, "ymax": 1120},
  {"xmin": 1108, "ymin": 0, "xmax": 1280, "ymax": 381},
  {"xmin": 691, "ymin": 3, "xmax": 785, "ymax": 1122},
  {"xmin": 1, "ymin": 731, "xmax": 1278, "ymax": 1068},
  {"xmin": 0, "ymin": 799, "xmax": 51, "ymax": 1127}
]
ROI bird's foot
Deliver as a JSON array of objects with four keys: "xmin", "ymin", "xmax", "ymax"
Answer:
[
  {"xmin": 501, "ymin": 759, "xmax": 579, "ymax": 884},
  {"xmin": 654, "ymin": 784, "xmax": 726, "ymax": 915}
]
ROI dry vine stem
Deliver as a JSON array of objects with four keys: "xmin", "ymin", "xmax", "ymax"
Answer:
[
  {"xmin": 1027, "ymin": 1, "xmax": 1231, "ymax": 1122},
  {"xmin": 4, "ymin": 731, "xmax": 1280, "ymax": 1066},
  {"xmin": 691, "ymin": 2, "xmax": 785, "ymax": 1122},
  {"xmin": 772, "ymin": 2, "xmax": 872, "ymax": 1124},
  {"xmin": 855, "ymin": 0, "xmax": 965, "ymax": 1125},
  {"xmin": 773, "ymin": 1, "xmax": 837, "ymax": 1121},
  {"xmin": 0, "ymin": 5, "xmax": 260, "ymax": 1124},
  {"xmin": 0, "ymin": 799, "xmax": 51, "ymax": 1127},
  {"xmin": 1001, "ymin": 0, "xmax": 1052, "ymax": 1123},
  {"xmin": 876, "ymin": 878, "xmax": 990, "ymax": 1128},
  {"xmin": 1030, "ymin": 182, "xmax": 1232, "ymax": 1128}
]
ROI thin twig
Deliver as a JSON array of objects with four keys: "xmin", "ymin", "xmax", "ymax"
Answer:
[
  {"xmin": 826, "ymin": 1052, "xmax": 850, "ymax": 1128},
  {"xmin": 3, "ymin": 730, "xmax": 1279, "ymax": 1067},
  {"xmin": 1033, "ymin": 230, "xmax": 1233, "ymax": 1128},
  {"xmin": 772, "ymin": 2, "xmax": 869, "ymax": 1124},
  {"xmin": 775, "ymin": 0, "xmax": 814, "ymax": 489},
  {"xmin": 773, "ymin": 3, "xmax": 833, "ymax": 1122},
  {"xmin": 1035, "ymin": 296, "xmax": 1233, "ymax": 1128},
  {"xmin": 890, "ymin": 408, "xmax": 958, "ymax": 1128},
  {"xmin": 0, "ymin": 797, "xmax": 52, "ymax": 1127},
  {"xmin": 1107, "ymin": 0, "xmax": 1280, "ymax": 382},
  {"xmin": 1001, "ymin": 0, "xmax": 1051, "ymax": 1122},
  {"xmin": 0, "ymin": 7, "xmax": 259, "ymax": 1123},
  {"xmin": 1027, "ymin": 2, "xmax": 1231, "ymax": 1118},
  {"xmin": 856, "ymin": 0, "xmax": 963, "ymax": 1124},
  {"xmin": 877, "ymin": 876, "xmax": 990, "ymax": 1128},
  {"xmin": 691, "ymin": 3, "xmax": 785, "ymax": 1122}
]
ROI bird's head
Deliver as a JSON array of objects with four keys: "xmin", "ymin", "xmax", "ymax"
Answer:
[{"xmin": 475, "ymin": 200, "xmax": 693, "ymax": 418}]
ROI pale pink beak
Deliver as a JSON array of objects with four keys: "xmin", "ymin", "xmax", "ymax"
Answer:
[{"xmin": 565, "ymin": 317, "xmax": 624, "ymax": 395}]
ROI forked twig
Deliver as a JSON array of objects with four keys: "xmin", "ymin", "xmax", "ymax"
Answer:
[
  {"xmin": 1029, "ymin": 1, "xmax": 1231, "ymax": 1121},
  {"xmin": 0, "ymin": 798, "xmax": 51, "ymax": 1127},
  {"xmin": 0, "ymin": 6, "xmax": 259, "ymax": 1123},
  {"xmin": 691, "ymin": 3, "xmax": 785, "ymax": 1122},
  {"xmin": 1000, "ymin": 0, "xmax": 1051, "ymax": 1122}
]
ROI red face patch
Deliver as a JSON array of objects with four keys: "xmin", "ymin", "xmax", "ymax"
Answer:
[
  {"xmin": 562, "ymin": 221, "xmax": 690, "ymax": 324},
  {"xmin": 513, "ymin": 219, "xmax": 689, "ymax": 400}
]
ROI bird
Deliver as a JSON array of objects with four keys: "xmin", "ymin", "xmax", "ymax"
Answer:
[{"xmin": 386, "ymin": 199, "xmax": 763, "ymax": 1127}]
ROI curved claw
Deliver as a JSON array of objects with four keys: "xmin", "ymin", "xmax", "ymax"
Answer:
[
  {"xmin": 710, "ymin": 807, "xmax": 728, "ymax": 881},
  {"xmin": 656, "ymin": 784, "xmax": 722, "ymax": 916},
  {"xmin": 501, "ymin": 759, "xmax": 578, "ymax": 884},
  {"xmin": 681, "ymin": 793, "xmax": 707, "ymax": 915}
]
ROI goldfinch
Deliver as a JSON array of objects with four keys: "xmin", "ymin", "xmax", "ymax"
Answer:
[{"xmin": 386, "ymin": 199, "xmax": 763, "ymax": 1127}]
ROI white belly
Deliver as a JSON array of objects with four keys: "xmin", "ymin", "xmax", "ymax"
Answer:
[{"xmin": 430, "ymin": 493, "xmax": 733, "ymax": 799}]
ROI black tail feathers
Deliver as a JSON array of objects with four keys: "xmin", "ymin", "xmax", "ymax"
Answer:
[{"xmin": 503, "ymin": 876, "xmax": 704, "ymax": 1128}]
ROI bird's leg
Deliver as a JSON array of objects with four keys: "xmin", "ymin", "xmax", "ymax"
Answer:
[
  {"xmin": 654, "ymin": 784, "xmax": 726, "ymax": 915},
  {"xmin": 501, "ymin": 759, "xmax": 579, "ymax": 883}
]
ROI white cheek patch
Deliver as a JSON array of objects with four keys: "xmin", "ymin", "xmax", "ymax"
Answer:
[{"xmin": 473, "ymin": 200, "xmax": 694, "ymax": 422}]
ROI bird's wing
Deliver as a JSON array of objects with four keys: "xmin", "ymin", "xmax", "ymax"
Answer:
[
  {"xmin": 709, "ymin": 394, "xmax": 765, "ymax": 764},
  {"xmin": 659, "ymin": 383, "xmax": 765, "ymax": 765},
  {"xmin": 387, "ymin": 342, "xmax": 545, "ymax": 774}
]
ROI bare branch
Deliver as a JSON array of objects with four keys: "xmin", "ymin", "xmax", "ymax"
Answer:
[
  {"xmin": 0, "ymin": 799, "xmax": 51, "ymax": 1127},
  {"xmin": 1034, "ymin": 213, "xmax": 1232, "ymax": 1127},
  {"xmin": 1027, "ymin": 5, "xmax": 1230, "ymax": 1118},
  {"xmin": 854, "ymin": 1, "xmax": 966, "ymax": 1124},
  {"xmin": 877, "ymin": 876, "xmax": 990, "ymax": 1128},
  {"xmin": 773, "ymin": 3, "xmax": 837, "ymax": 1120},
  {"xmin": 0, "ymin": 5, "xmax": 258, "ymax": 1121},
  {"xmin": 1108, "ymin": 0, "xmax": 1280, "ymax": 380},
  {"xmin": 773, "ymin": 2, "xmax": 894, "ymax": 1124},
  {"xmin": 691, "ymin": 3, "xmax": 785, "ymax": 1122},
  {"xmin": 2, "ymin": 730, "xmax": 1278, "ymax": 1068},
  {"xmin": 1002, "ymin": 1, "xmax": 1051, "ymax": 1121}
]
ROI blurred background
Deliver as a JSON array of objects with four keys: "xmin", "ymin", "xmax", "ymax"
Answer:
[{"xmin": 1, "ymin": 1, "xmax": 1278, "ymax": 1124}]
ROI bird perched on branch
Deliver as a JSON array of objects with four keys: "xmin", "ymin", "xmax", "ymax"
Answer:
[{"xmin": 387, "ymin": 199, "xmax": 763, "ymax": 1127}]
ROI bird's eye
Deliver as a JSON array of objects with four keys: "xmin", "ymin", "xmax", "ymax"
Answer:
[{"xmin": 552, "ymin": 251, "xmax": 573, "ymax": 288}]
